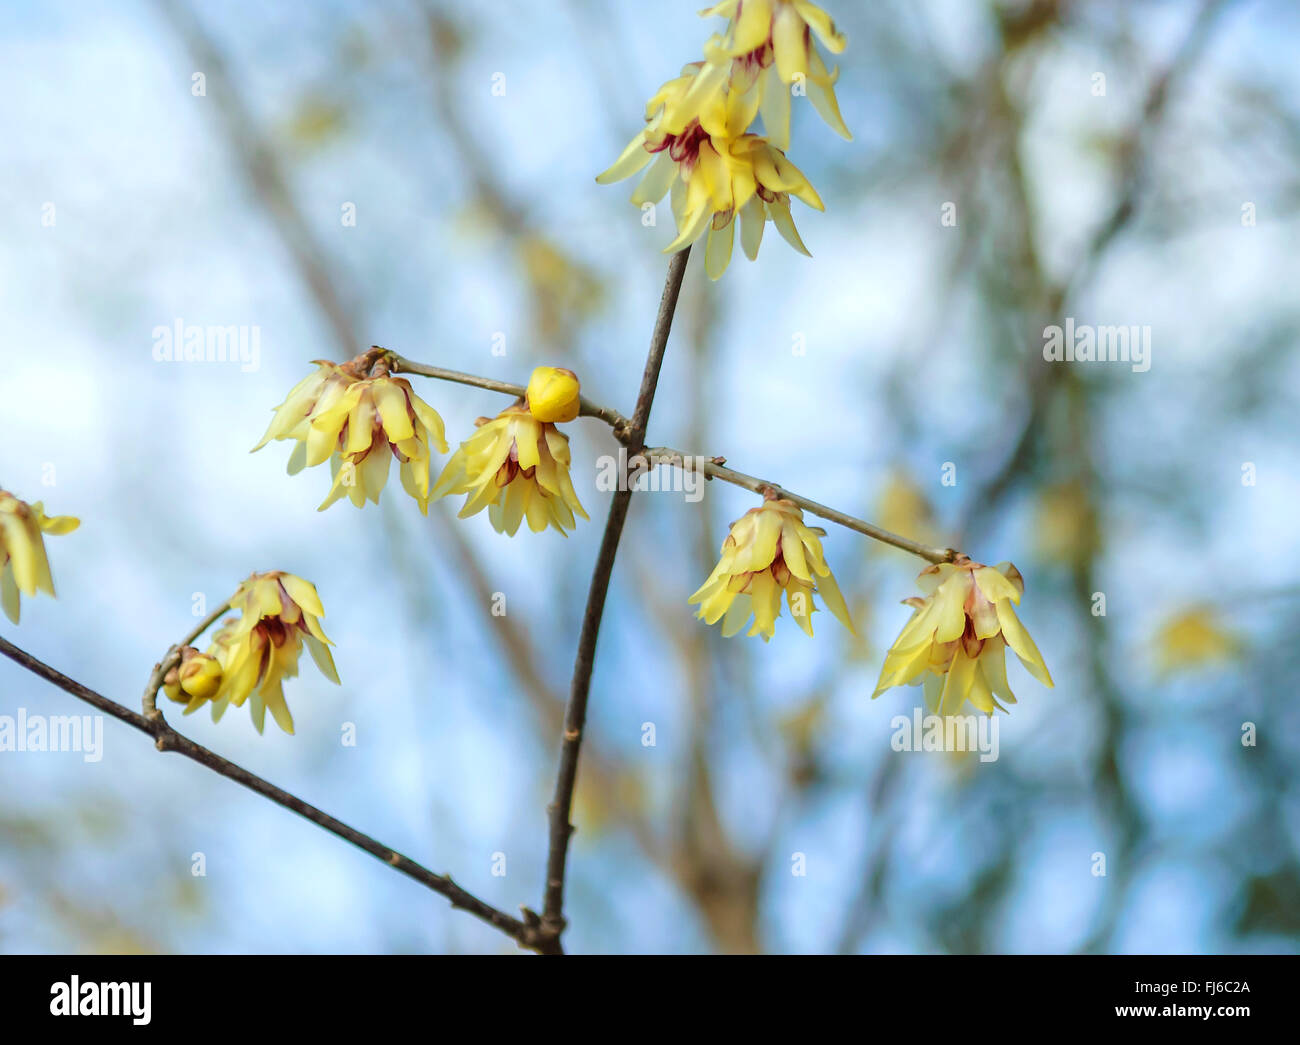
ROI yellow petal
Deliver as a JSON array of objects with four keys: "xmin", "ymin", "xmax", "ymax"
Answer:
[
  {"xmin": 767, "ymin": 198, "xmax": 811, "ymax": 256},
  {"xmin": 704, "ymin": 213, "xmax": 736, "ymax": 279},
  {"xmin": 373, "ymin": 380, "xmax": 415, "ymax": 443},
  {"xmin": 996, "ymin": 600, "xmax": 1054, "ymax": 687},
  {"xmin": 596, "ymin": 131, "xmax": 652, "ymax": 183}
]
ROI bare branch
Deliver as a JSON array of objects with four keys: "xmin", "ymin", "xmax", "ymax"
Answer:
[
  {"xmin": 387, "ymin": 359, "xmax": 955, "ymax": 564},
  {"xmin": 387, "ymin": 354, "xmax": 631, "ymax": 434},
  {"xmin": 644, "ymin": 448, "xmax": 957, "ymax": 565},
  {"xmin": 537, "ymin": 247, "xmax": 692, "ymax": 945},
  {"xmin": 0, "ymin": 635, "xmax": 548, "ymax": 952}
]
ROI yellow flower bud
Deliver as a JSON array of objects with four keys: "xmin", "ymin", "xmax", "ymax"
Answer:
[
  {"xmin": 163, "ymin": 647, "xmax": 224, "ymax": 706},
  {"xmin": 178, "ymin": 649, "xmax": 224, "ymax": 702},
  {"xmin": 525, "ymin": 366, "xmax": 581, "ymax": 424},
  {"xmin": 689, "ymin": 495, "xmax": 854, "ymax": 640},
  {"xmin": 162, "ymin": 665, "xmax": 185, "ymax": 704}
]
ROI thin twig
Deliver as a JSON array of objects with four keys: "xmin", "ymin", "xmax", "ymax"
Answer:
[
  {"xmin": 387, "ymin": 362, "xmax": 955, "ymax": 564},
  {"xmin": 386, "ymin": 354, "xmax": 631, "ymax": 434},
  {"xmin": 0, "ymin": 635, "xmax": 547, "ymax": 952},
  {"xmin": 644, "ymin": 448, "xmax": 957, "ymax": 565},
  {"xmin": 536, "ymin": 247, "xmax": 692, "ymax": 946},
  {"xmin": 141, "ymin": 600, "xmax": 230, "ymax": 721}
]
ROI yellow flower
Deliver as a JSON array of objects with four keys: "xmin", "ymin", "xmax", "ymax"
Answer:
[
  {"xmin": 874, "ymin": 557, "xmax": 1053, "ymax": 715},
  {"xmin": 311, "ymin": 376, "xmax": 449, "ymax": 512},
  {"xmin": 698, "ymin": 0, "xmax": 851, "ymax": 147},
  {"xmin": 596, "ymin": 0, "xmax": 845, "ymax": 277},
  {"xmin": 252, "ymin": 358, "xmax": 359, "ymax": 450},
  {"xmin": 689, "ymin": 494, "xmax": 854, "ymax": 640},
  {"xmin": 254, "ymin": 349, "xmax": 449, "ymax": 513},
  {"xmin": 526, "ymin": 366, "xmax": 581, "ymax": 424},
  {"xmin": 199, "ymin": 571, "xmax": 340, "ymax": 735},
  {"xmin": 1151, "ymin": 605, "xmax": 1243, "ymax": 678},
  {"xmin": 600, "ymin": 123, "xmax": 823, "ymax": 278},
  {"xmin": 0, "ymin": 490, "xmax": 79, "ymax": 624},
  {"xmin": 162, "ymin": 647, "xmax": 224, "ymax": 705},
  {"xmin": 432, "ymin": 401, "xmax": 589, "ymax": 536}
]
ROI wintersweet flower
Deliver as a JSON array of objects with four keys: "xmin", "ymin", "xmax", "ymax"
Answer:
[
  {"xmin": 0, "ymin": 490, "xmax": 79, "ymax": 624},
  {"xmin": 252, "ymin": 358, "xmax": 359, "ymax": 450},
  {"xmin": 201, "ymin": 571, "xmax": 340, "ymax": 735},
  {"xmin": 698, "ymin": 0, "xmax": 851, "ymax": 147},
  {"xmin": 431, "ymin": 373, "xmax": 589, "ymax": 536},
  {"xmin": 311, "ymin": 375, "xmax": 449, "ymax": 512},
  {"xmin": 600, "ymin": 123, "xmax": 823, "ymax": 278},
  {"xmin": 596, "ymin": 0, "xmax": 845, "ymax": 277},
  {"xmin": 689, "ymin": 494, "xmax": 854, "ymax": 640},
  {"xmin": 873, "ymin": 557, "xmax": 1053, "ymax": 715},
  {"xmin": 254, "ymin": 350, "xmax": 449, "ymax": 513}
]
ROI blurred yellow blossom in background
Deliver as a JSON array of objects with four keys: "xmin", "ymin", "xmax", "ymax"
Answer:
[
  {"xmin": 876, "ymin": 469, "xmax": 940, "ymax": 553},
  {"xmin": 1151, "ymin": 605, "xmax": 1244, "ymax": 678}
]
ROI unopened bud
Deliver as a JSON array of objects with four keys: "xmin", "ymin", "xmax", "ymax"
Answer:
[
  {"xmin": 525, "ymin": 366, "xmax": 581, "ymax": 424},
  {"xmin": 175, "ymin": 646, "xmax": 223, "ymax": 703}
]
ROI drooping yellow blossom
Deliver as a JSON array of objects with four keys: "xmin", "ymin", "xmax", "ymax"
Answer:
[
  {"xmin": 874, "ymin": 557, "xmax": 1053, "ymax": 715},
  {"xmin": 253, "ymin": 349, "xmax": 449, "ymax": 513},
  {"xmin": 1151, "ymin": 605, "xmax": 1243, "ymax": 678},
  {"xmin": 689, "ymin": 493, "xmax": 854, "ymax": 640},
  {"xmin": 162, "ymin": 647, "xmax": 224, "ymax": 705},
  {"xmin": 526, "ymin": 366, "xmax": 582, "ymax": 424},
  {"xmin": 431, "ymin": 376, "xmax": 589, "ymax": 536},
  {"xmin": 0, "ymin": 490, "xmax": 79, "ymax": 624},
  {"xmin": 252, "ymin": 358, "xmax": 359, "ymax": 449},
  {"xmin": 195, "ymin": 571, "xmax": 340, "ymax": 735},
  {"xmin": 596, "ymin": 0, "xmax": 843, "ymax": 279},
  {"xmin": 600, "ymin": 116, "xmax": 824, "ymax": 278},
  {"xmin": 697, "ymin": 0, "xmax": 851, "ymax": 148}
]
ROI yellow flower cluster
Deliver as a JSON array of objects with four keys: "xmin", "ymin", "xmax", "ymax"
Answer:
[
  {"xmin": 689, "ymin": 499, "xmax": 1052, "ymax": 715},
  {"xmin": 0, "ymin": 490, "xmax": 79, "ymax": 624},
  {"xmin": 256, "ymin": 353, "xmax": 589, "ymax": 537},
  {"xmin": 690, "ymin": 494, "xmax": 853, "ymax": 640},
  {"xmin": 597, "ymin": 0, "xmax": 849, "ymax": 278},
  {"xmin": 166, "ymin": 571, "xmax": 340, "ymax": 735},
  {"xmin": 254, "ymin": 350, "xmax": 449, "ymax": 513},
  {"xmin": 873, "ymin": 557, "xmax": 1053, "ymax": 715}
]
